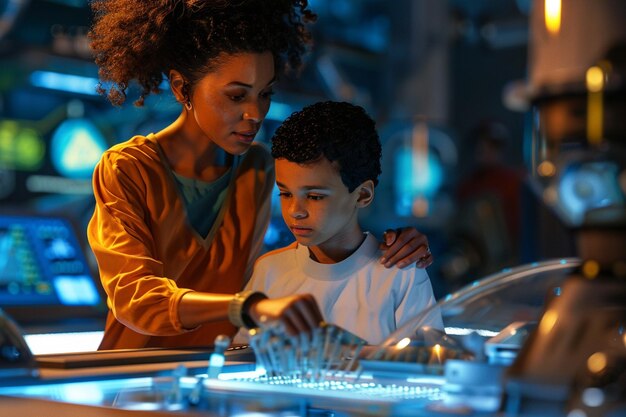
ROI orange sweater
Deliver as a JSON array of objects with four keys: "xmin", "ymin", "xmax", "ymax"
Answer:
[{"xmin": 87, "ymin": 135, "xmax": 273, "ymax": 349}]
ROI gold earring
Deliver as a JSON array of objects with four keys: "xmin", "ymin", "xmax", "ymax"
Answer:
[{"xmin": 184, "ymin": 97, "xmax": 192, "ymax": 111}]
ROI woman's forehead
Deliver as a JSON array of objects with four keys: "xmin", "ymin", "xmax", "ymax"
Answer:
[{"xmin": 203, "ymin": 51, "xmax": 276, "ymax": 84}]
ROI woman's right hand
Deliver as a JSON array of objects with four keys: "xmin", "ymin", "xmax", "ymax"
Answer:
[{"xmin": 249, "ymin": 294, "xmax": 323, "ymax": 335}]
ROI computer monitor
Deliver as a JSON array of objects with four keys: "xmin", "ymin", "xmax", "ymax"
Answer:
[{"xmin": 0, "ymin": 214, "xmax": 106, "ymax": 328}]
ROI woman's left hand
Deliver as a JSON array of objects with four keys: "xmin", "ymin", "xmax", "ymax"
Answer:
[{"xmin": 379, "ymin": 227, "xmax": 433, "ymax": 269}]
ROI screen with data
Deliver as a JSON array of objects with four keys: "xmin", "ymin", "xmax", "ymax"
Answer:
[{"xmin": 0, "ymin": 215, "xmax": 100, "ymax": 307}]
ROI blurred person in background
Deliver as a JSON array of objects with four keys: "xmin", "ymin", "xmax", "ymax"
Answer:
[{"xmin": 439, "ymin": 120, "xmax": 526, "ymax": 291}]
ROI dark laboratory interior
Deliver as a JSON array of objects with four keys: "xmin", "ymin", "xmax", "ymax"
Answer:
[{"xmin": 0, "ymin": 0, "xmax": 624, "ymax": 416}]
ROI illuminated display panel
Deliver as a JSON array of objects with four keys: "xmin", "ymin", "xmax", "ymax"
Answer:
[
  {"xmin": 50, "ymin": 118, "xmax": 108, "ymax": 179},
  {"xmin": 0, "ymin": 215, "xmax": 99, "ymax": 307}
]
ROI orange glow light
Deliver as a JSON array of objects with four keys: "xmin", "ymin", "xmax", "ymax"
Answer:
[
  {"xmin": 539, "ymin": 309, "xmax": 558, "ymax": 335},
  {"xmin": 587, "ymin": 352, "xmax": 607, "ymax": 374},
  {"xmin": 545, "ymin": 0, "xmax": 561, "ymax": 35},
  {"xmin": 586, "ymin": 66, "xmax": 605, "ymax": 145},
  {"xmin": 583, "ymin": 260, "xmax": 600, "ymax": 279},
  {"xmin": 586, "ymin": 66, "xmax": 605, "ymax": 93},
  {"xmin": 433, "ymin": 344, "xmax": 442, "ymax": 363},
  {"xmin": 537, "ymin": 160, "xmax": 556, "ymax": 177}
]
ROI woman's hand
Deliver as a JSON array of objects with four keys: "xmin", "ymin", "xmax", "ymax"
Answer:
[
  {"xmin": 249, "ymin": 293, "xmax": 323, "ymax": 335},
  {"xmin": 379, "ymin": 227, "xmax": 433, "ymax": 269}
]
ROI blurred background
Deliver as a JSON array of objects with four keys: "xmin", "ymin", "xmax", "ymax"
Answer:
[{"xmin": 0, "ymin": 0, "xmax": 578, "ymax": 303}]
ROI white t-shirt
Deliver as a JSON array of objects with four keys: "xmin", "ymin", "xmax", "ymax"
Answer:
[{"xmin": 235, "ymin": 232, "xmax": 443, "ymax": 344}]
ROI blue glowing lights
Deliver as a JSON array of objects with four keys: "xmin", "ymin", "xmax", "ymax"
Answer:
[{"xmin": 50, "ymin": 119, "xmax": 107, "ymax": 179}]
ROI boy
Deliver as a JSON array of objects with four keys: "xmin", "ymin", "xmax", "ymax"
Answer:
[{"xmin": 239, "ymin": 101, "xmax": 442, "ymax": 344}]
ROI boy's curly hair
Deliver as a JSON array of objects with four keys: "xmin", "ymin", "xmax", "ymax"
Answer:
[
  {"xmin": 271, "ymin": 101, "xmax": 382, "ymax": 192},
  {"xmin": 89, "ymin": 0, "xmax": 316, "ymax": 106}
]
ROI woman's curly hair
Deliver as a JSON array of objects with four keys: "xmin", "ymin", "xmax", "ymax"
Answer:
[
  {"xmin": 271, "ymin": 101, "xmax": 382, "ymax": 192},
  {"xmin": 89, "ymin": 0, "xmax": 316, "ymax": 106}
]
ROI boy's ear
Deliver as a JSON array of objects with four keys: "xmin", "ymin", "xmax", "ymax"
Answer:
[
  {"xmin": 169, "ymin": 70, "xmax": 186, "ymax": 102},
  {"xmin": 356, "ymin": 180, "xmax": 375, "ymax": 208}
]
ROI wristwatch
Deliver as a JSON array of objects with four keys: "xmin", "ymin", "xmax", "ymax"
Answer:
[{"xmin": 227, "ymin": 290, "xmax": 268, "ymax": 329}]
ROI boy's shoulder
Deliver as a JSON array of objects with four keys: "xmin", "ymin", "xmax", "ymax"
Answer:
[
  {"xmin": 255, "ymin": 241, "xmax": 299, "ymax": 268},
  {"xmin": 248, "ymin": 242, "xmax": 299, "ymax": 290},
  {"xmin": 359, "ymin": 233, "xmax": 430, "ymax": 281}
]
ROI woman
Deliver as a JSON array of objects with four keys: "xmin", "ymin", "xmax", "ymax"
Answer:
[{"xmin": 87, "ymin": 0, "xmax": 433, "ymax": 350}]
